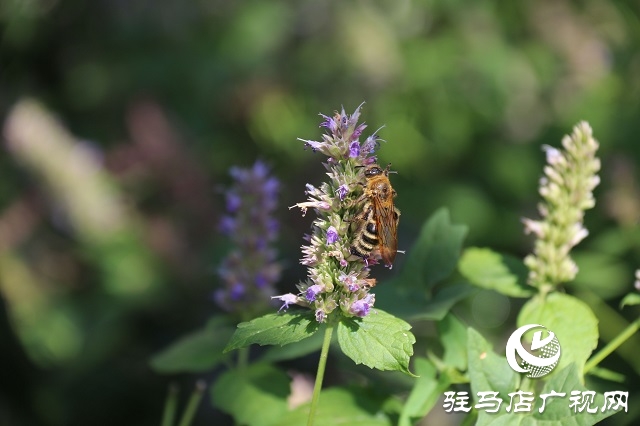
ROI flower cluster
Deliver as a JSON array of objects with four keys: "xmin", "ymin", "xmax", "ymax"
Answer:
[
  {"xmin": 214, "ymin": 161, "xmax": 281, "ymax": 316},
  {"xmin": 523, "ymin": 122, "xmax": 601, "ymax": 291},
  {"xmin": 635, "ymin": 270, "xmax": 640, "ymax": 292},
  {"xmin": 274, "ymin": 104, "xmax": 384, "ymax": 322}
]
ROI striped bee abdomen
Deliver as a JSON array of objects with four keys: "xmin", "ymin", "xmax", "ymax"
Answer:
[{"xmin": 350, "ymin": 203, "xmax": 378, "ymax": 259}]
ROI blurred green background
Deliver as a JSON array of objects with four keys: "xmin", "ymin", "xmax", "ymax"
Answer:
[{"xmin": 1, "ymin": 0, "xmax": 640, "ymax": 425}]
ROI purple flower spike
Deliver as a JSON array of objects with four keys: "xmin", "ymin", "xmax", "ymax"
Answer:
[
  {"xmin": 216, "ymin": 160, "xmax": 282, "ymax": 314},
  {"xmin": 291, "ymin": 104, "xmax": 388, "ymax": 323},
  {"xmin": 306, "ymin": 284, "xmax": 323, "ymax": 302},
  {"xmin": 326, "ymin": 226, "xmax": 339, "ymax": 244},
  {"xmin": 349, "ymin": 141, "xmax": 360, "ymax": 158}
]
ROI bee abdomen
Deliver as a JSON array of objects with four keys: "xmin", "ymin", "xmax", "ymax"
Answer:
[{"xmin": 351, "ymin": 218, "xmax": 378, "ymax": 259}]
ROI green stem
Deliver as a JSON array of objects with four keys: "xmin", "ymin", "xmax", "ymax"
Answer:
[
  {"xmin": 237, "ymin": 347, "xmax": 249, "ymax": 372},
  {"xmin": 584, "ymin": 316, "xmax": 640, "ymax": 374},
  {"xmin": 307, "ymin": 324, "xmax": 334, "ymax": 426},
  {"xmin": 161, "ymin": 383, "xmax": 179, "ymax": 426},
  {"xmin": 177, "ymin": 381, "xmax": 207, "ymax": 426}
]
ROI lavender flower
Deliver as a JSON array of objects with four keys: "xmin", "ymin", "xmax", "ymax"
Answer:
[
  {"xmin": 215, "ymin": 160, "xmax": 282, "ymax": 316},
  {"xmin": 523, "ymin": 122, "xmax": 601, "ymax": 291},
  {"xmin": 326, "ymin": 226, "xmax": 339, "ymax": 244},
  {"xmin": 276, "ymin": 104, "xmax": 384, "ymax": 322}
]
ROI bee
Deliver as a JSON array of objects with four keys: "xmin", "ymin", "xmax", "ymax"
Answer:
[{"xmin": 349, "ymin": 163, "xmax": 400, "ymax": 268}]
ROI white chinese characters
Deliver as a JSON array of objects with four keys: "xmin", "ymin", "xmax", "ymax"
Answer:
[{"xmin": 443, "ymin": 390, "xmax": 628, "ymax": 414}]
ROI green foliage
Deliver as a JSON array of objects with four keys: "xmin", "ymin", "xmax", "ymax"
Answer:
[
  {"xmin": 518, "ymin": 293, "xmax": 599, "ymax": 378},
  {"xmin": 278, "ymin": 387, "xmax": 393, "ymax": 426},
  {"xmin": 397, "ymin": 208, "xmax": 468, "ymax": 290},
  {"xmin": 151, "ymin": 317, "xmax": 234, "ymax": 373},
  {"xmin": 224, "ymin": 311, "xmax": 319, "ymax": 353},
  {"xmin": 459, "ymin": 247, "xmax": 534, "ymax": 298},
  {"xmin": 211, "ymin": 364, "xmax": 290, "ymax": 426},
  {"xmin": 260, "ymin": 331, "xmax": 325, "ymax": 362},
  {"xmin": 398, "ymin": 357, "xmax": 451, "ymax": 426},
  {"xmin": 3, "ymin": 1, "xmax": 640, "ymax": 424},
  {"xmin": 467, "ymin": 328, "xmax": 520, "ymax": 406},
  {"xmin": 376, "ymin": 208, "xmax": 474, "ymax": 321},
  {"xmin": 438, "ymin": 313, "xmax": 468, "ymax": 371},
  {"xmin": 620, "ymin": 293, "xmax": 640, "ymax": 309},
  {"xmin": 337, "ymin": 309, "xmax": 416, "ymax": 376}
]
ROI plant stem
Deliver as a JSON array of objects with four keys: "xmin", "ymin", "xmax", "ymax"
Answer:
[
  {"xmin": 237, "ymin": 347, "xmax": 249, "ymax": 372},
  {"xmin": 161, "ymin": 383, "xmax": 179, "ymax": 426},
  {"xmin": 177, "ymin": 381, "xmax": 207, "ymax": 426},
  {"xmin": 584, "ymin": 316, "xmax": 640, "ymax": 374},
  {"xmin": 307, "ymin": 324, "xmax": 334, "ymax": 426}
]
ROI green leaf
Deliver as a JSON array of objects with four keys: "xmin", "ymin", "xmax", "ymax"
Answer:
[
  {"xmin": 531, "ymin": 363, "xmax": 624, "ymax": 425},
  {"xmin": 438, "ymin": 313, "xmax": 468, "ymax": 371},
  {"xmin": 398, "ymin": 357, "xmax": 451, "ymax": 426},
  {"xmin": 337, "ymin": 309, "xmax": 416, "ymax": 375},
  {"xmin": 458, "ymin": 247, "xmax": 533, "ymax": 298},
  {"xmin": 150, "ymin": 317, "xmax": 234, "ymax": 373},
  {"xmin": 620, "ymin": 292, "xmax": 640, "ymax": 309},
  {"xmin": 374, "ymin": 281, "xmax": 475, "ymax": 321},
  {"xmin": 260, "ymin": 329, "xmax": 324, "ymax": 362},
  {"xmin": 224, "ymin": 310, "xmax": 319, "ymax": 353},
  {"xmin": 518, "ymin": 293, "xmax": 598, "ymax": 378},
  {"xmin": 572, "ymin": 252, "xmax": 631, "ymax": 299},
  {"xmin": 211, "ymin": 364, "xmax": 289, "ymax": 426},
  {"xmin": 411, "ymin": 283, "xmax": 476, "ymax": 321},
  {"xmin": 467, "ymin": 328, "xmax": 519, "ymax": 402},
  {"xmin": 278, "ymin": 386, "xmax": 392, "ymax": 426},
  {"xmin": 399, "ymin": 208, "xmax": 468, "ymax": 289}
]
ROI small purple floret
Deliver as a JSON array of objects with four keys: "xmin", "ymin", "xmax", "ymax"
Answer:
[
  {"xmin": 305, "ymin": 284, "xmax": 323, "ymax": 302},
  {"xmin": 350, "ymin": 294, "xmax": 374, "ymax": 317},
  {"xmin": 315, "ymin": 309, "xmax": 327, "ymax": 323},
  {"xmin": 326, "ymin": 226, "xmax": 339, "ymax": 244},
  {"xmin": 349, "ymin": 141, "xmax": 360, "ymax": 158},
  {"xmin": 273, "ymin": 293, "xmax": 298, "ymax": 312},
  {"xmin": 336, "ymin": 184, "xmax": 349, "ymax": 201}
]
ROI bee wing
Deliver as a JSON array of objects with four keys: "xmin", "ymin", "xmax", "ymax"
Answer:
[{"xmin": 372, "ymin": 198, "xmax": 399, "ymax": 265}]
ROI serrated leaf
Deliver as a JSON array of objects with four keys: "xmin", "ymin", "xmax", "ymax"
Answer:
[
  {"xmin": 261, "ymin": 330, "xmax": 325, "ymax": 362},
  {"xmin": 399, "ymin": 357, "xmax": 451, "ymax": 426},
  {"xmin": 518, "ymin": 293, "xmax": 598, "ymax": 378},
  {"xmin": 224, "ymin": 310, "xmax": 319, "ymax": 353},
  {"xmin": 438, "ymin": 313, "xmax": 468, "ymax": 371},
  {"xmin": 278, "ymin": 386, "xmax": 392, "ymax": 426},
  {"xmin": 211, "ymin": 364, "xmax": 289, "ymax": 426},
  {"xmin": 620, "ymin": 292, "xmax": 640, "ymax": 309},
  {"xmin": 337, "ymin": 309, "xmax": 415, "ymax": 375},
  {"xmin": 400, "ymin": 208, "xmax": 468, "ymax": 289},
  {"xmin": 458, "ymin": 247, "xmax": 533, "ymax": 298},
  {"xmin": 150, "ymin": 317, "xmax": 234, "ymax": 373}
]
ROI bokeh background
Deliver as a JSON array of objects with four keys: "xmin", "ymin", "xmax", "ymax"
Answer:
[{"xmin": 2, "ymin": 0, "xmax": 640, "ymax": 425}]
